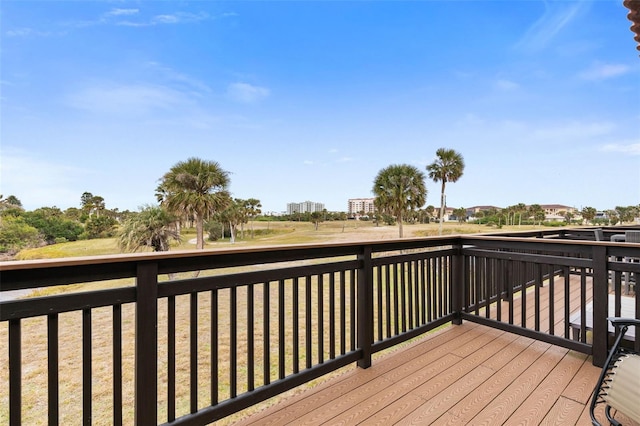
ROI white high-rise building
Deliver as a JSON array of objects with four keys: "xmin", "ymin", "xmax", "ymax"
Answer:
[
  {"xmin": 286, "ymin": 201, "xmax": 325, "ymax": 214},
  {"xmin": 348, "ymin": 198, "xmax": 376, "ymax": 215}
]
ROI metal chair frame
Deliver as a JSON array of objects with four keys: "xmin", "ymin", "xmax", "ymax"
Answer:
[{"xmin": 590, "ymin": 318, "xmax": 640, "ymax": 426}]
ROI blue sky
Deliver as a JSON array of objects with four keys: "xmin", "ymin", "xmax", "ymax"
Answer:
[{"xmin": 1, "ymin": 0, "xmax": 639, "ymax": 214}]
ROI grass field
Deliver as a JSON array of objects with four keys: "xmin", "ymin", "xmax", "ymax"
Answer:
[
  {"xmin": 2, "ymin": 220, "xmax": 551, "ymax": 424},
  {"xmin": 13, "ymin": 220, "xmax": 544, "ymax": 261}
]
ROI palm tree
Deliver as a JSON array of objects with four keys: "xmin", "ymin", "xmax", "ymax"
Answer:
[
  {"xmin": 118, "ymin": 206, "xmax": 180, "ymax": 252},
  {"xmin": 426, "ymin": 148, "xmax": 465, "ymax": 235},
  {"xmin": 159, "ymin": 158, "xmax": 230, "ymax": 249},
  {"xmin": 372, "ymin": 164, "xmax": 427, "ymax": 238}
]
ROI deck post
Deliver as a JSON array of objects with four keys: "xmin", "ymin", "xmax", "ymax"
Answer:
[
  {"xmin": 591, "ymin": 246, "xmax": 609, "ymax": 367},
  {"xmin": 451, "ymin": 242, "xmax": 463, "ymax": 325},
  {"xmin": 357, "ymin": 245, "xmax": 373, "ymax": 369},
  {"xmin": 135, "ymin": 262, "xmax": 158, "ymax": 425}
]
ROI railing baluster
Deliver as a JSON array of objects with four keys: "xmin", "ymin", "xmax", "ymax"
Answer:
[
  {"xmin": 293, "ymin": 277, "xmax": 299, "ymax": 373},
  {"xmin": 112, "ymin": 305, "xmax": 122, "ymax": 426},
  {"xmin": 350, "ymin": 269, "xmax": 356, "ymax": 351},
  {"xmin": 385, "ymin": 264, "xmax": 391, "ymax": 338},
  {"xmin": 305, "ymin": 275, "xmax": 312, "ymax": 369},
  {"xmin": 400, "ymin": 261, "xmax": 407, "ymax": 333},
  {"xmin": 420, "ymin": 259, "xmax": 426, "ymax": 326},
  {"xmin": 376, "ymin": 266, "xmax": 382, "ymax": 341},
  {"xmin": 549, "ymin": 264, "xmax": 555, "ymax": 335},
  {"xmin": 279, "ymin": 279, "xmax": 286, "ymax": 379},
  {"xmin": 211, "ymin": 290, "xmax": 218, "ymax": 405},
  {"xmin": 318, "ymin": 274, "xmax": 324, "ymax": 363},
  {"xmin": 563, "ymin": 268, "xmax": 570, "ymax": 339},
  {"xmin": 48, "ymin": 313, "xmax": 59, "ymax": 425},
  {"xmin": 9, "ymin": 318, "xmax": 21, "ymax": 426},
  {"xmin": 330, "ymin": 273, "xmax": 336, "ymax": 359},
  {"xmin": 190, "ymin": 292, "xmax": 198, "ymax": 413},
  {"xmin": 83, "ymin": 308, "xmax": 92, "ymax": 425},
  {"xmin": 263, "ymin": 281, "xmax": 270, "ymax": 385},
  {"xmin": 248, "ymin": 283, "xmax": 254, "ymax": 391},
  {"xmin": 518, "ymin": 262, "xmax": 529, "ymax": 328},
  {"xmin": 340, "ymin": 271, "xmax": 346, "ymax": 355},
  {"xmin": 230, "ymin": 287, "xmax": 237, "ymax": 398},
  {"xmin": 535, "ymin": 262, "xmax": 542, "ymax": 331},
  {"xmin": 168, "ymin": 296, "xmax": 176, "ymax": 421},
  {"xmin": 393, "ymin": 263, "xmax": 399, "ymax": 335}
]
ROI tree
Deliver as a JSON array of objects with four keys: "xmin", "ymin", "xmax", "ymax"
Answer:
[
  {"xmin": 310, "ymin": 211, "xmax": 324, "ymax": 230},
  {"xmin": 22, "ymin": 207, "xmax": 84, "ymax": 243},
  {"xmin": 245, "ymin": 198, "xmax": 262, "ymax": 238},
  {"xmin": 581, "ymin": 206, "xmax": 597, "ymax": 225},
  {"xmin": 453, "ymin": 207, "xmax": 467, "ymax": 223},
  {"xmin": 159, "ymin": 158, "xmax": 231, "ymax": 249},
  {"xmin": 217, "ymin": 197, "xmax": 244, "ymax": 243},
  {"xmin": 0, "ymin": 195, "xmax": 23, "ymax": 210},
  {"xmin": 0, "ymin": 216, "xmax": 42, "ymax": 253},
  {"xmin": 426, "ymin": 148, "xmax": 465, "ymax": 235},
  {"xmin": 372, "ymin": 164, "xmax": 427, "ymax": 238},
  {"xmin": 118, "ymin": 206, "xmax": 180, "ymax": 252}
]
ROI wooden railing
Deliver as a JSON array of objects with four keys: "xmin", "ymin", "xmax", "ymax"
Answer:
[{"xmin": 1, "ymin": 232, "xmax": 638, "ymax": 425}]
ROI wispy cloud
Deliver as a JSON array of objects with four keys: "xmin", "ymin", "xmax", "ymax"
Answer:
[
  {"xmin": 515, "ymin": 1, "xmax": 589, "ymax": 51},
  {"xmin": 227, "ymin": 82, "xmax": 270, "ymax": 104},
  {"xmin": 145, "ymin": 62, "xmax": 212, "ymax": 94},
  {"xmin": 5, "ymin": 28, "xmax": 54, "ymax": 38},
  {"xmin": 115, "ymin": 11, "xmax": 212, "ymax": 27},
  {"xmin": 66, "ymin": 83, "xmax": 191, "ymax": 116},
  {"xmin": 600, "ymin": 142, "xmax": 640, "ymax": 156},
  {"xmin": 104, "ymin": 8, "xmax": 139, "ymax": 17},
  {"xmin": 494, "ymin": 79, "xmax": 520, "ymax": 91},
  {"xmin": 579, "ymin": 63, "xmax": 631, "ymax": 80}
]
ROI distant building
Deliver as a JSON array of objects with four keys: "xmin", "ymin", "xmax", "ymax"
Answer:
[
  {"xmin": 286, "ymin": 201, "xmax": 325, "ymax": 215},
  {"xmin": 466, "ymin": 205, "xmax": 501, "ymax": 218},
  {"xmin": 540, "ymin": 204, "xmax": 577, "ymax": 221},
  {"xmin": 348, "ymin": 198, "xmax": 376, "ymax": 216}
]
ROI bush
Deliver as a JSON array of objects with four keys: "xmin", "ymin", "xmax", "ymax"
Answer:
[{"xmin": 0, "ymin": 216, "xmax": 43, "ymax": 252}]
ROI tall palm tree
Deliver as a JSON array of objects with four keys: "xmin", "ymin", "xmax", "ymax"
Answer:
[
  {"xmin": 118, "ymin": 206, "xmax": 180, "ymax": 252},
  {"xmin": 372, "ymin": 164, "xmax": 427, "ymax": 238},
  {"xmin": 426, "ymin": 148, "xmax": 465, "ymax": 235},
  {"xmin": 159, "ymin": 158, "xmax": 230, "ymax": 249}
]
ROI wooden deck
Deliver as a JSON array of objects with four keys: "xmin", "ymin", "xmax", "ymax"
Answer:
[
  {"xmin": 228, "ymin": 272, "xmax": 640, "ymax": 425},
  {"xmin": 233, "ymin": 322, "xmax": 608, "ymax": 425}
]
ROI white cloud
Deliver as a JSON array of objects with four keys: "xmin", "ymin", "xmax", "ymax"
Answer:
[
  {"xmin": 105, "ymin": 9, "xmax": 139, "ymax": 17},
  {"xmin": 600, "ymin": 142, "xmax": 640, "ymax": 156},
  {"xmin": 227, "ymin": 82, "xmax": 270, "ymax": 104},
  {"xmin": 336, "ymin": 157, "xmax": 352, "ymax": 163},
  {"xmin": 5, "ymin": 28, "xmax": 52, "ymax": 37},
  {"xmin": 515, "ymin": 1, "xmax": 588, "ymax": 51},
  {"xmin": 494, "ymin": 79, "xmax": 520, "ymax": 91},
  {"xmin": 303, "ymin": 160, "xmax": 314, "ymax": 165},
  {"xmin": 66, "ymin": 83, "xmax": 191, "ymax": 116},
  {"xmin": 579, "ymin": 63, "xmax": 631, "ymax": 80}
]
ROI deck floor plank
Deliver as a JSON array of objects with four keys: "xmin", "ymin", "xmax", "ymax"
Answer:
[{"xmin": 233, "ymin": 274, "xmax": 637, "ymax": 426}]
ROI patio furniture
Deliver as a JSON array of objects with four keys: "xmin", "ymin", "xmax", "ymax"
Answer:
[
  {"xmin": 570, "ymin": 295, "xmax": 636, "ymax": 342},
  {"xmin": 626, "ymin": 231, "xmax": 640, "ymax": 243},
  {"xmin": 595, "ymin": 228, "xmax": 605, "ymax": 241},
  {"xmin": 611, "ymin": 234, "xmax": 626, "ymax": 242},
  {"xmin": 590, "ymin": 318, "xmax": 640, "ymax": 425}
]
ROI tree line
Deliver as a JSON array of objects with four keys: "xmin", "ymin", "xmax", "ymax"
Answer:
[{"xmin": 1, "ymin": 152, "xmax": 638, "ymax": 255}]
